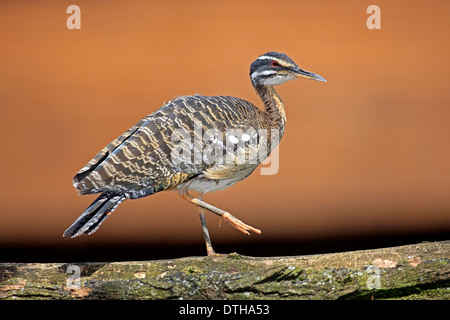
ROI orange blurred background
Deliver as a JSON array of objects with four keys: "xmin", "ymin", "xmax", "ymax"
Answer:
[{"xmin": 1, "ymin": 1, "xmax": 449, "ymax": 261}]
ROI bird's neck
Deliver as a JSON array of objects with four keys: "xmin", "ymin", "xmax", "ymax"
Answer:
[{"xmin": 255, "ymin": 84, "xmax": 287, "ymax": 133}]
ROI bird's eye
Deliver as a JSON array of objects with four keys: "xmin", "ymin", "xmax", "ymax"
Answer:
[{"xmin": 271, "ymin": 60, "xmax": 280, "ymax": 67}]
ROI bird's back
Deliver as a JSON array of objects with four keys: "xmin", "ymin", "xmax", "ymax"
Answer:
[{"xmin": 73, "ymin": 95, "xmax": 270, "ymax": 199}]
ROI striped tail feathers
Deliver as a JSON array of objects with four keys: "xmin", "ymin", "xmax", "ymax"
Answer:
[{"xmin": 63, "ymin": 192, "xmax": 126, "ymax": 238}]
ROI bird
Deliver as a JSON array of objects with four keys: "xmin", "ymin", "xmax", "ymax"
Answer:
[{"xmin": 63, "ymin": 51, "xmax": 326, "ymax": 256}]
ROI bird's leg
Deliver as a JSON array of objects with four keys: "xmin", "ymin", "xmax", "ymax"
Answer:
[
  {"xmin": 178, "ymin": 184, "xmax": 262, "ymax": 236},
  {"xmin": 197, "ymin": 193, "xmax": 226, "ymax": 257}
]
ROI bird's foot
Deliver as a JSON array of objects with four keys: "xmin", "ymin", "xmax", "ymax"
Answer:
[
  {"xmin": 218, "ymin": 212, "xmax": 262, "ymax": 235},
  {"xmin": 207, "ymin": 251, "xmax": 228, "ymax": 257},
  {"xmin": 204, "ymin": 242, "xmax": 227, "ymax": 257}
]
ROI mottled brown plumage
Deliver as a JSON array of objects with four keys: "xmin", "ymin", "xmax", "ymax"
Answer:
[{"xmin": 63, "ymin": 52, "xmax": 326, "ymax": 256}]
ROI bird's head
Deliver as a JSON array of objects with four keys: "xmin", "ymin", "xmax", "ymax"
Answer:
[{"xmin": 250, "ymin": 51, "xmax": 326, "ymax": 86}]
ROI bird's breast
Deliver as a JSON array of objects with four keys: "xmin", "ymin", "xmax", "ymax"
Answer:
[{"xmin": 186, "ymin": 163, "xmax": 258, "ymax": 193}]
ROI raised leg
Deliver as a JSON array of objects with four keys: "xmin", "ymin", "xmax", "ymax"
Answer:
[{"xmin": 178, "ymin": 183, "xmax": 262, "ymax": 236}]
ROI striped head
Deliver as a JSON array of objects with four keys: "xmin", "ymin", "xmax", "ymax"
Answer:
[{"xmin": 250, "ymin": 52, "xmax": 326, "ymax": 86}]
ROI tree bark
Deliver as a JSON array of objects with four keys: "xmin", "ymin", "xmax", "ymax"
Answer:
[{"xmin": 1, "ymin": 241, "xmax": 448, "ymax": 300}]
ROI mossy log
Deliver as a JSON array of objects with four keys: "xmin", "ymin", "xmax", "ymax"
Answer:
[{"xmin": 0, "ymin": 241, "xmax": 448, "ymax": 300}]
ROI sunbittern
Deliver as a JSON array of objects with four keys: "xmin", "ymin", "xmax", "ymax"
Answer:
[{"xmin": 63, "ymin": 52, "xmax": 326, "ymax": 256}]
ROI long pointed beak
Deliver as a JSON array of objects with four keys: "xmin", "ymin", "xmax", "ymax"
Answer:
[{"xmin": 293, "ymin": 68, "xmax": 327, "ymax": 82}]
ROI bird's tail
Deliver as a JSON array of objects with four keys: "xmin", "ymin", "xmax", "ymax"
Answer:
[{"xmin": 63, "ymin": 192, "xmax": 126, "ymax": 238}]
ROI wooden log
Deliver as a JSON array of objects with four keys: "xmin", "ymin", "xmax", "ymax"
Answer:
[{"xmin": 0, "ymin": 241, "xmax": 448, "ymax": 300}]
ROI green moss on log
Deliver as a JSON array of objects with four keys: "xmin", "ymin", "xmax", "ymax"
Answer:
[{"xmin": 0, "ymin": 241, "xmax": 448, "ymax": 300}]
